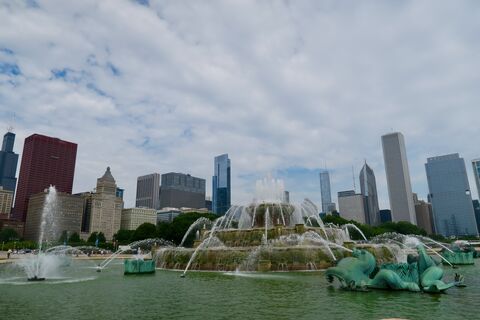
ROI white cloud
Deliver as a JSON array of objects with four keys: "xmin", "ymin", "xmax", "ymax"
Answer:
[{"xmin": 1, "ymin": 0, "xmax": 480, "ymax": 209}]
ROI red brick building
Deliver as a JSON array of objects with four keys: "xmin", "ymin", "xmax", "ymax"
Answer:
[{"xmin": 12, "ymin": 134, "xmax": 77, "ymax": 222}]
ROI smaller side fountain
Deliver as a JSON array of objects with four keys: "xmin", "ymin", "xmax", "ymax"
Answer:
[
  {"xmin": 325, "ymin": 244, "xmax": 464, "ymax": 293},
  {"xmin": 124, "ymin": 249, "xmax": 156, "ymax": 275},
  {"xmin": 18, "ymin": 186, "xmax": 60, "ymax": 281}
]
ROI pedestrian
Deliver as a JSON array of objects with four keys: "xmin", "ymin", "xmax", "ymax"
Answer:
[{"xmin": 7, "ymin": 249, "xmax": 12, "ymax": 259}]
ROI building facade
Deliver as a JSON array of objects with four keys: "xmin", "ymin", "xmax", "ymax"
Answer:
[
  {"xmin": 135, "ymin": 173, "xmax": 161, "ymax": 209},
  {"xmin": 121, "ymin": 207, "xmax": 157, "ymax": 230},
  {"xmin": 359, "ymin": 162, "xmax": 380, "ymax": 225},
  {"xmin": 13, "ymin": 134, "xmax": 77, "ymax": 221},
  {"xmin": 160, "ymin": 172, "xmax": 206, "ymax": 209},
  {"xmin": 381, "ymin": 132, "xmax": 416, "ymax": 224},
  {"xmin": 156, "ymin": 208, "xmax": 182, "ymax": 223},
  {"xmin": 413, "ymin": 194, "xmax": 434, "ymax": 235},
  {"xmin": 212, "ymin": 154, "xmax": 231, "ymax": 215},
  {"xmin": 338, "ymin": 190, "xmax": 367, "ymax": 224},
  {"xmin": 472, "ymin": 159, "xmax": 480, "ymax": 200},
  {"xmin": 319, "ymin": 170, "xmax": 335, "ymax": 213},
  {"xmin": 425, "ymin": 153, "xmax": 478, "ymax": 237},
  {"xmin": 379, "ymin": 209, "xmax": 392, "ymax": 223},
  {"xmin": 80, "ymin": 167, "xmax": 124, "ymax": 241},
  {"xmin": 0, "ymin": 187, "xmax": 13, "ymax": 216},
  {"xmin": 0, "ymin": 131, "xmax": 19, "ymax": 200},
  {"xmin": 24, "ymin": 190, "xmax": 84, "ymax": 242},
  {"xmin": 473, "ymin": 200, "xmax": 480, "ymax": 236}
]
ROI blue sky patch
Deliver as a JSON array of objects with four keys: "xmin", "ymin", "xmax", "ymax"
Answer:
[{"xmin": 0, "ymin": 62, "xmax": 21, "ymax": 76}]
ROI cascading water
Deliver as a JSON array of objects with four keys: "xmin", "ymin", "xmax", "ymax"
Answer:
[{"xmin": 161, "ymin": 176, "xmax": 401, "ymax": 273}]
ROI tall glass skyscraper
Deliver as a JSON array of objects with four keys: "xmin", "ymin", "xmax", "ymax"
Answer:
[
  {"xmin": 212, "ymin": 154, "xmax": 231, "ymax": 215},
  {"xmin": 359, "ymin": 162, "xmax": 380, "ymax": 225},
  {"xmin": 0, "ymin": 131, "xmax": 19, "ymax": 199},
  {"xmin": 319, "ymin": 170, "xmax": 335, "ymax": 213},
  {"xmin": 471, "ymin": 159, "xmax": 480, "ymax": 200},
  {"xmin": 425, "ymin": 153, "xmax": 478, "ymax": 237}
]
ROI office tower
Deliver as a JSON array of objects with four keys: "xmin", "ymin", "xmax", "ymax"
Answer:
[
  {"xmin": 116, "ymin": 188, "xmax": 124, "ymax": 200},
  {"xmin": 0, "ymin": 187, "xmax": 13, "ymax": 216},
  {"xmin": 413, "ymin": 194, "xmax": 434, "ymax": 235},
  {"xmin": 472, "ymin": 159, "xmax": 480, "ymax": 199},
  {"xmin": 13, "ymin": 134, "xmax": 77, "ymax": 221},
  {"xmin": 0, "ymin": 131, "xmax": 19, "ymax": 199},
  {"xmin": 319, "ymin": 170, "xmax": 335, "ymax": 213},
  {"xmin": 212, "ymin": 154, "xmax": 231, "ymax": 215},
  {"xmin": 379, "ymin": 209, "xmax": 392, "ymax": 223},
  {"xmin": 80, "ymin": 167, "xmax": 124, "ymax": 241},
  {"xmin": 24, "ymin": 190, "xmax": 84, "ymax": 242},
  {"xmin": 337, "ymin": 190, "xmax": 367, "ymax": 224},
  {"xmin": 381, "ymin": 132, "xmax": 416, "ymax": 224},
  {"xmin": 359, "ymin": 162, "xmax": 380, "ymax": 225},
  {"xmin": 136, "ymin": 173, "xmax": 161, "ymax": 209},
  {"xmin": 472, "ymin": 200, "xmax": 480, "ymax": 236},
  {"xmin": 121, "ymin": 207, "xmax": 157, "ymax": 230},
  {"xmin": 160, "ymin": 172, "xmax": 206, "ymax": 209},
  {"xmin": 283, "ymin": 191, "xmax": 290, "ymax": 204},
  {"xmin": 425, "ymin": 154, "xmax": 478, "ymax": 236}
]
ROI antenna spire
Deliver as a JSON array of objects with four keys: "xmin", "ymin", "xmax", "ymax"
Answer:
[
  {"xmin": 7, "ymin": 112, "xmax": 15, "ymax": 133},
  {"xmin": 352, "ymin": 165, "xmax": 356, "ymax": 192}
]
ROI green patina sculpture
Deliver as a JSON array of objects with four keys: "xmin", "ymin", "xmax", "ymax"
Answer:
[
  {"xmin": 325, "ymin": 245, "xmax": 463, "ymax": 293},
  {"xmin": 442, "ymin": 245, "xmax": 477, "ymax": 265}
]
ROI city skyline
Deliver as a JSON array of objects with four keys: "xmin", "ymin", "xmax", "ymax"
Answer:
[{"xmin": 1, "ymin": 1, "xmax": 480, "ymax": 209}]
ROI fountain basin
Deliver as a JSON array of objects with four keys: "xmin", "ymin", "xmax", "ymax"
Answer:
[
  {"xmin": 124, "ymin": 259, "xmax": 156, "ymax": 275},
  {"xmin": 156, "ymin": 244, "xmax": 395, "ymax": 272},
  {"xmin": 441, "ymin": 251, "xmax": 475, "ymax": 265}
]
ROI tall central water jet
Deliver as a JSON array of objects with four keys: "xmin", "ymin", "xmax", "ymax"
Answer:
[{"xmin": 19, "ymin": 186, "xmax": 59, "ymax": 281}]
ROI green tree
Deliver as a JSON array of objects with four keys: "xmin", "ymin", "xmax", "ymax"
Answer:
[
  {"xmin": 0, "ymin": 228, "xmax": 19, "ymax": 242},
  {"xmin": 87, "ymin": 232, "xmax": 106, "ymax": 244},
  {"xmin": 68, "ymin": 232, "xmax": 81, "ymax": 243},
  {"xmin": 132, "ymin": 223, "xmax": 157, "ymax": 241},
  {"xmin": 59, "ymin": 230, "xmax": 68, "ymax": 243},
  {"xmin": 157, "ymin": 212, "xmax": 217, "ymax": 247},
  {"xmin": 114, "ymin": 230, "xmax": 135, "ymax": 244}
]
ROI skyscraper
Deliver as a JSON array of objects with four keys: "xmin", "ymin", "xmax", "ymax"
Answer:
[
  {"xmin": 413, "ymin": 193, "xmax": 434, "ymax": 235},
  {"xmin": 80, "ymin": 167, "xmax": 124, "ymax": 241},
  {"xmin": 381, "ymin": 132, "xmax": 416, "ymax": 224},
  {"xmin": 13, "ymin": 134, "xmax": 77, "ymax": 221},
  {"xmin": 0, "ymin": 131, "xmax": 19, "ymax": 200},
  {"xmin": 471, "ymin": 159, "xmax": 480, "ymax": 200},
  {"xmin": 425, "ymin": 153, "xmax": 478, "ymax": 237},
  {"xmin": 319, "ymin": 170, "xmax": 335, "ymax": 213},
  {"xmin": 359, "ymin": 162, "xmax": 380, "ymax": 225},
  {"xmin": 135, "ymin": 173, "xmax": 161, "ymax": 209},
  {"xmin": 160, "ymin": 172, "xmax": 206, "ymax": 209},
  {"xmin": 337, "ymin": 190, "xmax": 367, "ymax": 224},
  {"xmin": 212, "ymin": 154, "xmax": 231, "ymax": 215}
]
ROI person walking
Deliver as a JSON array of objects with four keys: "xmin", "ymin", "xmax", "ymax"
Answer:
[{"xmin": 7, "ymin": 249, "xmax": 12, "ymax": 259}]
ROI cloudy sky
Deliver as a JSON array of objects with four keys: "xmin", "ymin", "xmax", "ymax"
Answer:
[{"xmin": 1, "ymin": 0, "xmax": 479, "ymax": 209}]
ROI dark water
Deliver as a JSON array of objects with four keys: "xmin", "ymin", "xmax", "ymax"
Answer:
[{"xmin": 0, "ymin": 260, "xmax": 479, "ymax": 320}]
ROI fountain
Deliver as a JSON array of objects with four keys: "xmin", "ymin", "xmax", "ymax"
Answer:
[
  {"xmin": 156, "ymin": 176, "xmax": 396, "ymax": 275},
  {"xmin": 17, "ymin": 186, "xmax": 60, "ymax": 281}
]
